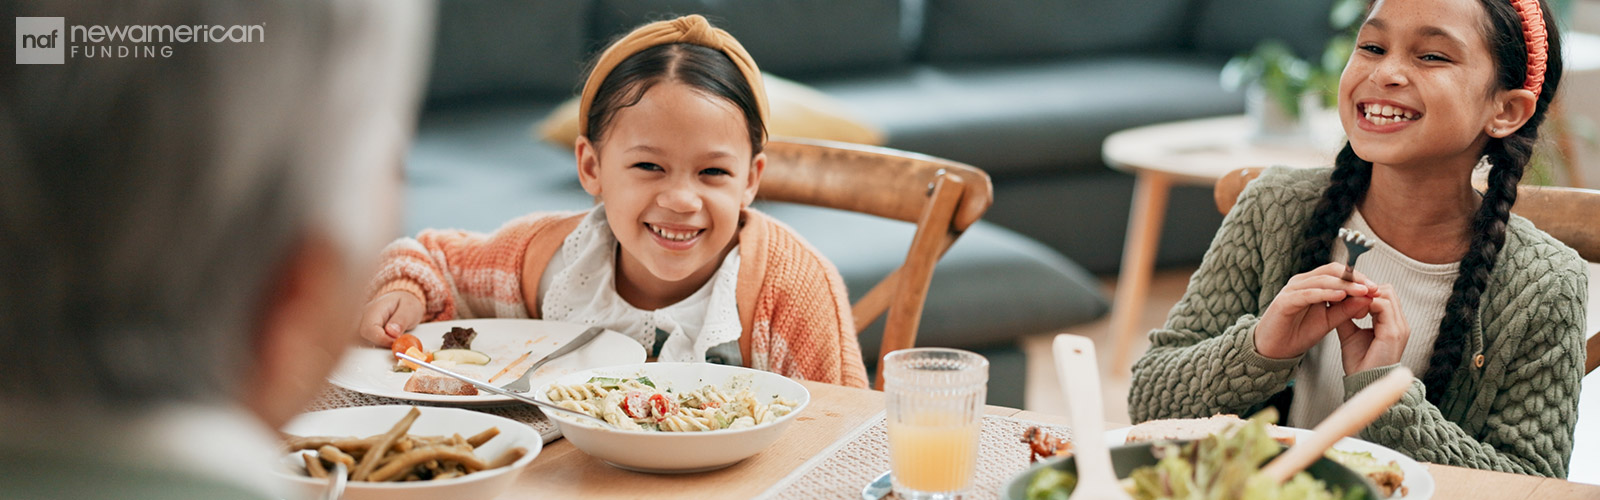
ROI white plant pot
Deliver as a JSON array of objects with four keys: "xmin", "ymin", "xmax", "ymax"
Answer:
[{"xmin": 1247, "ymin": 84, "xmax": 1308, "ymax": 147}]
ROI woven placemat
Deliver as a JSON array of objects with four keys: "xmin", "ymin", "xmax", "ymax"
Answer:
[
  {"xmin": 759, "ymin": 413, "xmax": 1071, "ymax": 499},
  {"xmin": 306, "ymin": 385, "xmax": 563, "ymax": 443}
]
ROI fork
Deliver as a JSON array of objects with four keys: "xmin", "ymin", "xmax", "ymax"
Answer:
[
  {"xmin": 395, "ymin": 351, "xmax": 615, "ymax": 428},
  {"xmin": 499, "ymin": 326, "xmax": 605, "ymax": 393},
  {"xmin": 1337, "ymin": 228, "xmax": 1374, "ymax": 282}
]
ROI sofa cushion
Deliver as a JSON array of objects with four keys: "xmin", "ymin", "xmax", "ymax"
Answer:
[
  {"xmin": 984, "ymin": 171, "xmax": 1227, "ymax": 274},
  {"xmin": 920, "ymin": 0, "xmax": 1193, "ymax": 62},
  {"xmin": 753, "ymin": 203, "xmax": 1108, "ymax": 358},
  {"xmin": 404, "ymin": 99, "xmax": 594, "ymax": 231},
  {"xmin": 427, "ymin": 0, "xmax": 591, "ymax": 101},
  {"xmin": 592, "ymin": 0, "xmax": 911, "ymax": 77},
  {"xmin": 1192, "ymin": 0, "xmax": 1338, "ymax": 59},
  {"xmin": 807, "ymin": 56, "xmax": 1244, "ymax": 178}
]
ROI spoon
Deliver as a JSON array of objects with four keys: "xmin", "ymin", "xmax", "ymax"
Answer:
[
  {"xmin": 1052, "ymin": 334, "xmax": 1133, "ymax": 500},
  {"xmin": 322, "ymin": 461, "xmax": 347, "ymax": 500},
  {"xmin": 1259, "ymin": 367, "xmax": 1414, "ymax": 484},
  {"xmin": 394, "ymin": 352, "xmax": 615, "ymax": 428}
]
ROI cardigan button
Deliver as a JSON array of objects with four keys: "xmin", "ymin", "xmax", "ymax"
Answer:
[{"xmin": 1473, "ymin": 354, "xmax": 1485, "ymax": 368}]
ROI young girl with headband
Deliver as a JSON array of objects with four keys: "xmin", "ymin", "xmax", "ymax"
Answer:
[
  {"xmin": 361, "ymin": 15, "xmax": 869, "ymax": 388},
  {"xmin": 1130, "ymin": 0, "xmax": 1584, "ymax": 476}
]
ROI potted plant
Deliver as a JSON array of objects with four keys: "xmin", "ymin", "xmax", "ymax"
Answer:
[
  {"xmin": 1222, "ymin": 40, "xmax": 1315, "ymax": 145},
  {"xmin": 1221, "ymin": 0, "xmax": 1363, "ymax": 146}
]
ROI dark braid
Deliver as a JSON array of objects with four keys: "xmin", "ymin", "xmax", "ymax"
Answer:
[
  {"xmin": 1417, "ymin": 0, "xmax": 1562, "ymax": 404},
  {"xmin": 1297, "ymin": 0, "xmax": 1564, "ymax": 405},
  {"xmin": 1296, "ymin": 145, "xmax": 1371, "ymax": 275}
]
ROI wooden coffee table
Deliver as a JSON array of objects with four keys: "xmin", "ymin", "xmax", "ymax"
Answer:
[{"xmin": 1102, "ymin": 114, "xmax": 1335, "ymax": 372}]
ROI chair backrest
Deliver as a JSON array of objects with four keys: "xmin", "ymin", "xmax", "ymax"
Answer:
[
  {"xmin": 759, "ymin": 137, "xmax": 993, "ymax": 389},
  {"xmin": 1213, "ymin": 167, "xmax": 1600, "ymax": 375}
]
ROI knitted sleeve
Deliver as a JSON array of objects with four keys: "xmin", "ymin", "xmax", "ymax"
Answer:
[
  {"xmin": 752, "ymin": 220, "xmax": 870, "ymax": 388},
  {"xmin": 1127, "ymin": 171, "xmax": 1306, "ymax": 422},
  {"xmin": 368, "ymin": 215, "xmax": 551, "ymax": 322},
  {"xmin": 1346, "ymin": 245, "xmax": 1588, "ymax": 478}
]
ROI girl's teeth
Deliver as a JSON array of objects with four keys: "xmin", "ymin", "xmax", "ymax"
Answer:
[
  {"xmin": 650, "ymin": 224, "xmax": 698, "ymax": 242},
  {"xmin": 1362, "ymin": 104, "xmax": 1418, "ymax": 124}
]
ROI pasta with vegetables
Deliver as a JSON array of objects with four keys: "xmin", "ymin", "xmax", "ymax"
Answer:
[{"xmin": 546, "ymin": 377, "xmax": 797, "ymax": 432}]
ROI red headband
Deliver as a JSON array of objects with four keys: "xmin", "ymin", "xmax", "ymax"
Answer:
[{"xmin": 1511, "ymin": 0, "xmax": 1549, "ymax": 96}]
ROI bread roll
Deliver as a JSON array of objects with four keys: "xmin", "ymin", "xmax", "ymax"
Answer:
[{"xmin": 403, "ymin": 370, "xmax": 478, "ymax": 396}]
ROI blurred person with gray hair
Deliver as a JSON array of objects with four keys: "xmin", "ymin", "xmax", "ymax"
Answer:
[{"xmin": 0, "ymin": 1, "xmax": 432, "ymax": 498}]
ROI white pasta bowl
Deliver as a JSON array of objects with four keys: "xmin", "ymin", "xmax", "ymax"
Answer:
[
  {"xmin": 532, "ymin": 362, "xmax": 811, "ymax": 473},
  {"xmin": 275, "ymin": 405, "xmax": 542, "ymax": 500}
]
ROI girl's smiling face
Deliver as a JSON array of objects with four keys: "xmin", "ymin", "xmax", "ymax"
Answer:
[
  {"xmin": 1339, "ymin": 0, "xmax": 1511, "ymax": 169},
  {"xmin": 576, "ymin": 80, "xmax": 764, "ymax": 304}
]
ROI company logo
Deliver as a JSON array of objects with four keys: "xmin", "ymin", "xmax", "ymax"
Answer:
[
  {"xmin": 16, "ymin": 17, "xmax": 264, "ymax": 64},
  {"xmin": 16, "ymin": 17, "xmax": 65, "ymax": 64}
]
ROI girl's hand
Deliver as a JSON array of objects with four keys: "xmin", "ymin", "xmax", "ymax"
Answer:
[
  {"xmin": 1255, "ymin": 263, "xmax": 1378, "ymax": 359},
  {"xmin": 359, "ymin": 291, "xmax": 424, "ymax": 347},
  {"xmin": 1337, "ymin": 284, "xmax": 1410, "ymax": 375}
]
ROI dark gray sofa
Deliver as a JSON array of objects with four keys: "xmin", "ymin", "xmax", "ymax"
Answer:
[{"xmin": 407, "ymin": 0, "xmax": 1336, "ymax": 406}]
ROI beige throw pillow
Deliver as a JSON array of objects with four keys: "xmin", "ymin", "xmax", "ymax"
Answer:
[{"xmin": 534, "ymin": 73, "xmax": 885, "ymax": 148}]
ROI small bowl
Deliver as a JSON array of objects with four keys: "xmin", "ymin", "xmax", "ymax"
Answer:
[
  {"xmin": 276, "ymin": 405, "xmax": 542, "ymax": 500},
  {"xmin": 1004, "ymin": 441, "xmax": 1382, "ymax": 500},
  {"xmin": 533, "ymin": 362, "xmax": 811, "ymax": 473}
]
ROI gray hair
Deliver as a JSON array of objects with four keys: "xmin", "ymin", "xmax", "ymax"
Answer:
[{"xmin": 0, "ymin": 0, "xmax": 432, "ymax": 405}]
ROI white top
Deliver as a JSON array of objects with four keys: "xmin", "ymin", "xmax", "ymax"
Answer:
[
  {"xmin": 0, "ymin": 402, "xmax": 289, "ymax": 500},
  {"xmin": 1289, "ymin": 209, "xmax": 1459, "ymax": 428},
  {"xmin": 539, "ymin": 207, "xmax": 744, "ymax": 363}
]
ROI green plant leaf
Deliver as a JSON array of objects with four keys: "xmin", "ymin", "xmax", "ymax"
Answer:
[
  {"xmin": 1330, "ymin": 0, "xmax": 1366, "ymax": 31},
  {"xmin": 1322, "ymin": 35, "xmax": 1354, "ymax": 74}
]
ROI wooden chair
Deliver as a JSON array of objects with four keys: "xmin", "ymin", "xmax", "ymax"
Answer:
[
  {"xmin": 1214, "ymin": 167, "xmax": 1600, "ymax": 375},
  {"xmin": 757, "ymin": 137, "xmax": 993, "ymax": 389}
]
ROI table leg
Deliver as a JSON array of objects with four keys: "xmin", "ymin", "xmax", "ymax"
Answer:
[{"xmin": 1109, "ymin": 172, "xmax": 1172, "ymax": 375}]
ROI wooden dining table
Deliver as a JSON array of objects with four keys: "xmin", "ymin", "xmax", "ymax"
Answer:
[{"xmin": 500, "ymin": 380, "xmax": 1600, "ymax": 499}]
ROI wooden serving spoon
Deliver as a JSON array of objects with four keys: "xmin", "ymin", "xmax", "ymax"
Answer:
[
  {"xmin": 1052, "ymin": 334, "xmax": 1134, "ymax": 500},
  {"xmin": 1259, "ymin": 367, "xmax": 1415, "ymax": 484}
]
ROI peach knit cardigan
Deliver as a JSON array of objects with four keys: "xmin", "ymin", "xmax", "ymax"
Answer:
[{"xmin": 371, "ymin": 209, "xmax": 870, "ymax": 388}]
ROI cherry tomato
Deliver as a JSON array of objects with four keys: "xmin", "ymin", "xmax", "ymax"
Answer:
[
  {"xmin": 649, "ymin": 393, "xmax": 679, "ymax": 418},
  {"xmin": 391, "ymin": 333, "xmax": 422, "ymax": 356},
  {"xmin": 620, "ymin": 391, "xmax": 649, "ymax": 419},
  {"xmin": 391, "ymin": 334, "xmax": 430, "ymax": 370}
]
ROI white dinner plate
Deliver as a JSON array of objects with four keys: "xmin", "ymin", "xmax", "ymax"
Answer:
[
  {"xmin": 329, "ymin": 318, "xmax": 645, "ymax": 406},
  {"xmin": 1105, "ymin": 426, "xmax": 1435, "ymax": 500}
]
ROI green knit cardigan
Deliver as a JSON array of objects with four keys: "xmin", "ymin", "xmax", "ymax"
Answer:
[{"xmin": 1127, "ymin": 167, "xmax": 1589, "ymax": 478}]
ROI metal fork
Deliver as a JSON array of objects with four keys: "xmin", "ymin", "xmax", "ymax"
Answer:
[
  {"xmin": 499, "ymin": 326, "xmax": 606, "ymax": 393},
  {"xmin": 1338, "ymin": 228, "xmax": 1375, "ymax": 282},
  {"xmin": 395, "ymin": 351, "xmax": 614, "ymax": 428}
]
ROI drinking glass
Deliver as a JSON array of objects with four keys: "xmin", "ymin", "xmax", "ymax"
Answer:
[{"xmin": 883, "ymin": 348, "xmax": 988, "ymax": 500}]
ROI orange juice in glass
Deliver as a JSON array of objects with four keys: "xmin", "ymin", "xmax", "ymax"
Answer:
[{"xmin": 883, "ymin": 348, "xmax": 988, "ymax": 500}]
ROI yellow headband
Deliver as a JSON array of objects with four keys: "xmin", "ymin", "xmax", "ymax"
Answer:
[{"xmin": 577, "ymin": 14, "xmax": 768, "ymax": 143}]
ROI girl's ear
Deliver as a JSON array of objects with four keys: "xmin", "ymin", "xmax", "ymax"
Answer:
[
  {"xmin": 1486, "ymin": 88, "xmax": 1539, "ymax": 139},
  {"xmin": 576, "ymin": 135, "xmax": 603, "ymax": 197},
  {"xmin": 743, "ymin": 152, "xmax": 766, "ymax": 207}
]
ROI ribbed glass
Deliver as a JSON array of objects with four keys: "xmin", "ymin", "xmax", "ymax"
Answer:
[{"xmin": 883, "ymin": 348, "xmax": 988, "ymax": 500}]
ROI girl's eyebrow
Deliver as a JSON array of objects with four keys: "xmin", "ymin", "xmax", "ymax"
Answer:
[
  {"xmin": 625, "ymin": 144, "xmax": 736, "ymax": 160},
  {"xmin": 1365, "ymin": 18, "xmax": 1469, "ymax": 51}
]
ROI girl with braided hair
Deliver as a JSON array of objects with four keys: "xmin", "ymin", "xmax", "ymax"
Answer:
[{"xmin": 1129, "ymin": 0, "xmax": 1586, "ymax": 477}]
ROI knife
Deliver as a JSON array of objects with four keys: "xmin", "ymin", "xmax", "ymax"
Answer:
[{"xmin": 497, "ymin": 325, "xmax": 606, "ymax": 393}]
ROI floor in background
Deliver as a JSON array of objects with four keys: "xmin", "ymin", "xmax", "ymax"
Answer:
[{"xmin": 1021, "ymin": 263, "xmax": 1600, "ymax": 485}]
